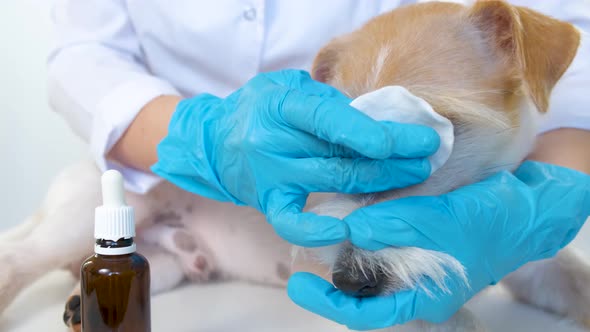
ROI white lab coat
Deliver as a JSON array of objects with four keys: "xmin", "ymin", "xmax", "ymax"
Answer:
[{"xmin": 48, "ymin": 0, "xmax": 590, "ymax": 193}]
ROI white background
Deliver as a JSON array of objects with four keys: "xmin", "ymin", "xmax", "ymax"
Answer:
[{"xmin": 0, "ymin": 0, "xmax": 87, "ymax": 231}]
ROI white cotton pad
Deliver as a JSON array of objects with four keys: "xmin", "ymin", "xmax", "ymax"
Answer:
[{"xmin": 350, "ymin": 86, "xmax": 454, "ymax": 174}]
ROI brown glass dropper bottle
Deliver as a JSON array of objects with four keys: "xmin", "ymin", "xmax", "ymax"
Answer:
[{"xmin": 80, "ymin": 170, "xmax": 151, "ymax": 332}]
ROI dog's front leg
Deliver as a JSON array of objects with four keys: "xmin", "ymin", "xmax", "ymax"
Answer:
[
  {"xmin": 0, "ymin": 161, "xmax": 101, "ymax": 314},
  {"xmin": 0, "ymin": 213, "xmax": 43, "ymax": 243},
  {"xmin": 503, "ymin": 246, "xmax": 590, "ymax": 329},
  {"xmin": 0, "ymin": 207, "xmax": 96, "ymax": 315},
  {"xmin": 376, "ymin": 308, "xmax": 485, "ymax": 332}
]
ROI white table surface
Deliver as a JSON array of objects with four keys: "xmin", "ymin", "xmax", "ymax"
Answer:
[{"xmin": 1, "ymin": 221, "xmax": 588, "ymax": 332}]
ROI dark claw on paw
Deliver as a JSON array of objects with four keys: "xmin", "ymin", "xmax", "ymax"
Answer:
[
  {"xmin": 71, "ymin": 310, "xmax": 81, "ymax": 324},
  {"xmin": 63, "ymin": 310, "xmax": 71, "ymax": 324},
  {"xmin": 67, "ymin": 295, "xmax": 80, "ymax": 310},
  {"xmin": 63, "ymin": 295, "xmax": 81, "ymax": 327}
]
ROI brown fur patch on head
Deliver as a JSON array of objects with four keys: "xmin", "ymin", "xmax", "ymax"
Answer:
[
  {"xmin": 312, "ymin": 38, "xmax": 346, "ymax": 84},
  {"xmin": 469, "ymin": 0, "xmax": 580, "ymax": 113},
  {"xmin": 312, "ymin": 2, "xmax": 519, "ymax": 126},
  {"xmin": 311, "ymin": 1, "xmax": 580, "ymax": 123}
]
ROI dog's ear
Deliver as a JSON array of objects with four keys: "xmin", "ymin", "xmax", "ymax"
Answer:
[
  {"xmin": 469, "ymin": 0, "xmax": 580, "ymax": 113},
  {"xmin": 311, "ymin": 39, "xmax": 344, "ymax": 83}
]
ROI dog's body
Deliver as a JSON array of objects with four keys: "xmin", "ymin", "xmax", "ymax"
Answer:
[{"xmin": 1, "ymin": 1, "xmax": 590, "ymax": 331}]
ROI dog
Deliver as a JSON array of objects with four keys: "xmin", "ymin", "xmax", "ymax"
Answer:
[{"xmin": 0, "ymin": 1, "xmax": 588, "ymax": 331}]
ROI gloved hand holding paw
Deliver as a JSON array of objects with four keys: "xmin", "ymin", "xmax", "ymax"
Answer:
[{"xmin": 288, "ymin": 161, "xmax": 590, "ymax": 330}]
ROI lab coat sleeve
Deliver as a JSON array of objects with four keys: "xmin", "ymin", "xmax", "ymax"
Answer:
[
  {"xmin": 48, "ymin": 0, "xmax": 179, "ymax": 193},
  {"xmin": 508, "ymin": 0, "xmax": 590, "ymax": 133}
]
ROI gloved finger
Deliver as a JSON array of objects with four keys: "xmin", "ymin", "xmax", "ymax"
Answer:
[
  {"xmin": 532, "ymin": 222, "xmax": 580, "ymax": 261},
  {"xmin": 516, "ymin": 161, "xmax": 590, "ymax": 229},
  {"xmin": 266, "ymin": 193, "xmax": 349, "ymax": 247},
  {"xmin": 271, "ymin": 130, "xmax": 364, "ymax": 159},
  {"xmin": 277, "ymin": 90, "xmax": 441, "ymax": 160},
  {"xmin": 263, "ymin": 70, "xmax": 353, "ymax": 103},
  {"xmin": 288, "ymin": 272, "xmax": 468, "ymax": 329},
  {"xmin": 292, "ymin": 157, "xmax": 431, "ymax": 194},
  {"xmin": 286, "ymin": 121, "xmax": 435, "ymax": 160},
  {"xmin": 270, "ymin": 210, "xmax": 349, "ymax": 247},
  {"xmin": 345, "ymin": 196, "xmax": 454, "ymax": 251},
  {"xmin": 287, "ymin": 272, "xmax": 419, "ymax": 330}
]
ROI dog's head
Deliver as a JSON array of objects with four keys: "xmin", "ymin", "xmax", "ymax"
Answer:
[{"xmin": 309, "ymin": 1, "xmax": 580, "ymax": 297}]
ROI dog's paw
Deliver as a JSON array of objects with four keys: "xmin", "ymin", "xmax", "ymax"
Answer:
[
  {"xmin": 141, "ymin": 225, "xmax": 219, "ymax": 283},
  {"xmin": 390, "ymin": 308, "xmax": 487, "ymax": 332},
  {"xmin": 329, "ymin": 244, "xmax": 466, "ymax": 297},
  {"xmin": 0, "ymin": 253, "xmax": 21, "ymax": 314},
  {"xmin": 169, "ymin": 230, "xmax": 217, "ymax": 282},
  {"xmin": 504, "ymin": 248, "xmax": 590, "ymax": 329},
  {"xmin": 63, "ymin": 295, "xmax": 81, "ymax": 332},
  {"xmin": 377, "ymin": 247, "xmax": 467, "ymax": 296},
  {"xmin": 0, "ymin": 265, "xmax": 11, "ymax": 314},
  {"xmin": 183, "ymin": 249, "xmax": 216, "ymax": 282}
]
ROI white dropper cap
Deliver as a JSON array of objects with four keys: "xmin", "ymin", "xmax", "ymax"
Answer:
[{"xmin": 94, "ymin": 170, "xmax": 136, "ymax": 255}]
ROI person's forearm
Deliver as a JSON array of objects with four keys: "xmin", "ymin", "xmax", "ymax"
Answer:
[
  {"xmin": 528, "ymin": 128, "xmax": 590, "ymax": 174},
  {"xmin": 107, "ymin": 95, "xmax": 183, "ymax": 172}
]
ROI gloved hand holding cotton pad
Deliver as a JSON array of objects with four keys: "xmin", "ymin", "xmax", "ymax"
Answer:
[{"xmin": 350, "ymin": 86, "xmax": 454, "ymax": 174}]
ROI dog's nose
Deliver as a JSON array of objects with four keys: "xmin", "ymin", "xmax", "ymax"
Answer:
[{"xmin": 332, "ymin": 270, "xmax": 384, "ymax": 297}]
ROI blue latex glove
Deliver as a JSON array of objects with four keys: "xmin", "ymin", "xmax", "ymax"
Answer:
[
  {"xmin": 152, "ymin": 70, "xmax": 440, "ymax": 247},
  {"xmin": 288, "ymin": 161, "xmax": 590, "ymax": 330}
]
